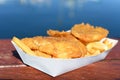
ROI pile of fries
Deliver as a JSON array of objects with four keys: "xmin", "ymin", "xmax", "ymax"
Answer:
[
  {"xmin": 85, "ymin": 39, "xmax": 112, "ymax": 57},
  {"xmin": 12, "ymin": 23, "xmax": 113, "ymax": 59}
]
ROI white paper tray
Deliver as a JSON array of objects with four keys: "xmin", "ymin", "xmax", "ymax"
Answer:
[{"xmin": 11, "ymin": 38, "xmax": 118, "ymax": 77}]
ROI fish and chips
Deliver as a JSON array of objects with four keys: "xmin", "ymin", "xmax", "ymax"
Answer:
[{"xmin": 12, "ymin": 23, "xmax": 113, "ymax": 59}]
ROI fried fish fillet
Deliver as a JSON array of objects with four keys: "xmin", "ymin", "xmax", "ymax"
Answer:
[
  {"xmin": 71, "ymin": 23, "xmax": 109, "ymax": 43},
  {"xmin": 21, "ymin": 36, "xmax": 87, "ymax": 58},
  {"xmin": 47, "ymin": 29, "xmax": 78, "ymax": 41},
  {"xmin": 47, "ymin": 29, "xmax": 71, "ymax": 37},
  {"xmin": 47, "ymin": 29, "xmax": 87, "ymax": 57},
  {"xmin": 21, "ymin": 37, "xmax": 38, "ymax": 50}
]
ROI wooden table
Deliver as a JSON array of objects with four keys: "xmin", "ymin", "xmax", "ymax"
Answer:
[{"xmin": 0, "ymin": 39, "xmax": 120, "ymax": 80}]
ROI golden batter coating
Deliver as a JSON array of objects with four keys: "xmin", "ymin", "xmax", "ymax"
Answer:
[
  {"xmin": 21, "ymin": 36, "xmax": 87, "ymax": 58},
  {"xmin": 47, "ymin": 29, "xmax": 78, "ymax": 41},
  {"xmin": 71, "ymin": 23, "xmax": 109, "ymax": 43},
  {"xmin": 21, "ymin": 37, "xmax": 38, "ymax": 50}
]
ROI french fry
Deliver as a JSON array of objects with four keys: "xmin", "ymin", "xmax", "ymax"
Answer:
[
  {"xmin": 12, "ymin": 36, "xmax": 35, "ymax": 55},
  {"xmin": 103, "ymin": 39, "xmax": 113, "ymax": 49},
  {"xmin": 85, "ymin": 38, "xmax": 114, "ymax": 57},
  {"xmin": 86, "ymin": 42, "xmax": 108, "ymax": 56}
]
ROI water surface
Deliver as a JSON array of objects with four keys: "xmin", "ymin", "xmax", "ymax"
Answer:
[{"xmin": 0, "ymin": 0, "xmax": 120, "ymax": 39}]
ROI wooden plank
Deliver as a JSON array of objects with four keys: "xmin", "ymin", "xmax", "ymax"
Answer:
[
  {"xmin": 0, "ymin": 40, "xmax": 23, "ymax": 65},
  {"xmin": 0, "ymin": 60, "xmax": 120, "ymax": 80}
]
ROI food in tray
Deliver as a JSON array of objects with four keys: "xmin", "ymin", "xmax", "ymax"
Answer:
[
  {"xmin": 13, "ymin": 36, "xmax": 87, "ymax": 58},
  {"xmin": 12, "ymin": 23, "xmax": 113, "ymax": 59},
  {"xmin": 12, "ymin": 36, "xmax": 52, "ymax": 58}
]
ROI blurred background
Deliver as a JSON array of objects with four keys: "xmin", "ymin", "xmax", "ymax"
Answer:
[{"xmin": 0, "ymin": 0, "xmax": 120, "ymax": 39}]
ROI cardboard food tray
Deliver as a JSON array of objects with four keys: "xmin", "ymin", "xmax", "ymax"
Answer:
[{"xmin": 11, "ymin": 38, "xmax": 118, "ymax": 77}]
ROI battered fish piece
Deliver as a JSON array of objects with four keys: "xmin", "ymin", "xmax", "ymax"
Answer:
[
  {"xmin": 47, "ymin": 29, "xmax": 71, "ymax": 37},
  {"xmin": 71, "ymin": 23, "xmax": 109, "ymax": 43},
  {"xmin": 47, "ymin": 29, "xmax": 87, "ymax": 57},
  {"xmin": 33, "ymin": 50, "xmax": 52, "ymax": 58},
  {"xmin": 21, "ymin": 36, "xmax": 87, "ymax": 58},
  {"xmin": 47, "ymin": 29, "xmax": 78, "ymax": 41},
  {"xmin": 21, "ymin": 37, "xmax": 38, "ymax": 50}
]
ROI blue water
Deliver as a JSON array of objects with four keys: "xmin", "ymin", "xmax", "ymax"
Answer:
[{"xmin": 0, "ymin": 0, "xmax": 120, "ymax": 39}]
